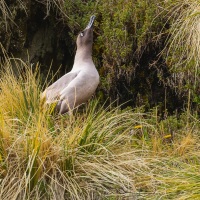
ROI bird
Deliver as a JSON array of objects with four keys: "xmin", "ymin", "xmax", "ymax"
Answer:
[{"xmin": 42, "ymin": 15, "xmax": 99, "ymax": 114}]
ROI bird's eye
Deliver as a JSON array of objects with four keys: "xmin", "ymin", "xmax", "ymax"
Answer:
[{"xmin": 80, "ymin": 32, "xmax": 84, "ymax": 37}]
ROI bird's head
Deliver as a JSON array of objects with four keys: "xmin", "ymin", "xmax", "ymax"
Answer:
[{"xmin": 76, "ymin": 15, "xmax": 95, "ymax": 50}]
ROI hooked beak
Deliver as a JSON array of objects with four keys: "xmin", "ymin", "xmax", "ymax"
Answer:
[{"xmin": 85, "ymin": 15, "xmax": 95, "ymax": 30}]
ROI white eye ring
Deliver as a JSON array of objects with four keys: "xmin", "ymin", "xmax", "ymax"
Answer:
[{"xmin": 80, "ymin": 32, "xmax": 84, "ymax": 37}]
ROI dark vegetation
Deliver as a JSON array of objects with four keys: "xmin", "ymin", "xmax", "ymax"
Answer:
[{"xmin": 0, "ymin": 0, "xmax": 199, "ymax": 113}]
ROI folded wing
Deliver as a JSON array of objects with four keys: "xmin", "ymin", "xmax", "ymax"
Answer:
[{"xmin": 42, "ymin": 71, "xmax": 80, "ymax": 103}]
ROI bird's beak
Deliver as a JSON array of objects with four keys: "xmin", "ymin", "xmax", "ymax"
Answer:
[{"xmin": 85, "ymin": 15, "xmax": 95, "ymax": 30}]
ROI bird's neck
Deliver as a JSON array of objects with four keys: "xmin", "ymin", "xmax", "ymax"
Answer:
[{"xmin": 74, "ymin": 46, "xmax": 93, "ymax": 63}]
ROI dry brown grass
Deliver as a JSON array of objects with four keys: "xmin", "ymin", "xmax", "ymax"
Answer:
[{"xmin": 0, "ymin": 57, "xmax": 199, "ymax": 199}]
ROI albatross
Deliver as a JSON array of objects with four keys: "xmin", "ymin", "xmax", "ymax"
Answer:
[{"xmin": 42, "ymin": 15, "xmax": 99, "ymax": 114}]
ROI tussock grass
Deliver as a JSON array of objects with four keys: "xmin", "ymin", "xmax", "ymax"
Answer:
[
  {"xmin": 0, "ymin": 0, "xmax": 13, "ymax": 30},
  {"xmin": 0, "ymin": 57, "xmax": 200, "ymax": 199},
  {"xmin": 164, "ymin": 0, "xmax": 200, "ymax": 91},
  {"xmin": 0, "ymin": 0, "xmax": 26, "ymax": 30}
]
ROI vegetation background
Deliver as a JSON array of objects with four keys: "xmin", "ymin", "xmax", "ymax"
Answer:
[{"xmin": 0, "ymin": 0, "xmax": 199, "ymax": 199}]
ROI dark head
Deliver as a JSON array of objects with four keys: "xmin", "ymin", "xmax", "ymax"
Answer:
[{"xmin": 76, "ymin": 15, "xmax": 95, "ymax": 51}]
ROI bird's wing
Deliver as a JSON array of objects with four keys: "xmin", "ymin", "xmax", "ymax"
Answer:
[{"xmin": 42, "ymin": 71, "xmax": 80, "ymax": 103}]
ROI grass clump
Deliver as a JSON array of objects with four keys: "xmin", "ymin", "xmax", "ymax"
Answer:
[
  {"xmin": 0, "ymin": 57, "xmax": 146, "ymax": 199},
  {"xmin": 164, "ymin": 0, "xmax": 200, "ymax": 97},
  {"xmin": 0, "ymin": 57, "xmax": 200, "ymax": 199},
  {"xmin": 0, "ymin": 0, "xmax": 27, "ymax": 31}
]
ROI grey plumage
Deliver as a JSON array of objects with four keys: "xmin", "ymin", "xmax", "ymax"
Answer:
[{"xmin": 42, "ymin": 16, "xmax": 99, "ymax": 114}]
